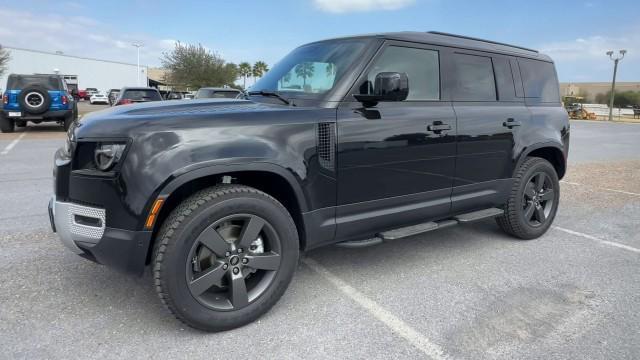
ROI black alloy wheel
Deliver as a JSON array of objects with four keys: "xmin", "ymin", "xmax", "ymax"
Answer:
[
  {"xmin": 186, "ymin": 214, "xmax": 282, "ymax": 311},
  {"xmin": 153, "ymin": 185, "xmax": 299, "ymax": 332},
  {"xmin": 522, "ymin": 172, "xmax": 555, "ymax": 227},
  {"xmin": 496, "ymin": 157, "xmax": 560, "ymax": 239}
]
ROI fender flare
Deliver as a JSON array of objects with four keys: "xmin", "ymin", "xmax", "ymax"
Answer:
[
  {"xmin": 514, "ymin": 141, "xmax": 566, "ymax": 177},
  {"xmin": 152, "ymin": 161, "xmax": 309, "ymax": 213}
]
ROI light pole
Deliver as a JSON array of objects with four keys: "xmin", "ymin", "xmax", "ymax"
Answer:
[
  {"xmin": 132, "ymin": 43, "xmax": 143, "ymax": 86},
  {"xmin": 606, "ymin": 49, "xmax": 626, "ymax": 121}
]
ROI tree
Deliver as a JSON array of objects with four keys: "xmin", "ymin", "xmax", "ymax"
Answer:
[
  {"xmin": 252, "ymin": 61, "xmax": 269, "ymax": 80},
  {"xmin": 238, "ymin": 62, "xmax": 252, "ymax": 89},
  {"xmin": 295, "ymin": 62, "xmax": 315, "ymax": 88},
  {"xmin": 595, "ymin": 90, "xmax": 640, "ymax": 107},
  {"xmin": 160, "ymin": 42, "xmax": 237, "ymax": 89},
  {"xmin": 0, "ymin": 46, "xmax": 10, "ymax": 78}
]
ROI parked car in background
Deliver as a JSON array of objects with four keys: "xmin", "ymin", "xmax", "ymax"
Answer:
[
  {"xmin": 114, "ymin": 87, "xmax": 163, "ymax": 106},
  {"xmin": 1, "ymin": 73, "xmax": 78, "ymax": 132},
  {"xmin": 108, "ymin": 89, "xmax": 120, "ymax": 106},
  {"xmin": 184, "ymin": 92, "xmax": 195, "ymax": 99},
  {"xmin": 49, "ymin": 31, "xmax": 569, "ymax": 331},
  {"xmin": 89, "ymin": 93, "xmax": 109, "ymax": 105},
  {"xmin": 194, "ymin": 87, "xmax": 241, "ymax": 99},
  {"xmin": 83, "ymin": 87, "xmax": 98, "ymax": 100}
]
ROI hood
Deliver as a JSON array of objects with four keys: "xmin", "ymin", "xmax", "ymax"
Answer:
[{"xmin": 74, "ymin": 98, "xmax": 300, "ymax": 139}]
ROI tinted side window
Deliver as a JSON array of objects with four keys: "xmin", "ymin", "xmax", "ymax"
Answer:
[
  {"xmin": 363, "ymin": 46, "xmax": 440, "ymax": 101},
  {"xmin": 492, "ymin": 57, "xmax": 517, "ymax": 101},
  {"xmin": 517, "ymin": 58, "xmax": 560, "ymax": 103},
  {"xmin": 452, "ymin": 53, "xmax": 496, "ymax": 101}
]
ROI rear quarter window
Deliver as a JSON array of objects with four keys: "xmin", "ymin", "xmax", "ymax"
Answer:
[{"xmin": 517, "ymin": 58, "xmax": 560, "ymax": 103}]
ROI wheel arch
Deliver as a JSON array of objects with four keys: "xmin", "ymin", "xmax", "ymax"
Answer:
[
  {"xmin": 515, "ymin": 143, "xmax": 566, "ymax": 179},
  {"xmin": 145, "ymin": 163, "xmax": 309, "ymax": 264}
]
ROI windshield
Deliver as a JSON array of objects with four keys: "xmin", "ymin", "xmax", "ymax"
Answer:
[
  {"xmin": 123, "ymin": 90, "xmax": 162, "ymax": 101},
  {"xmin": 196, "ymin": 89, "xmax": 240, "ymax": 99},
  {"xmin": 251, "ymin": 39, "xmax": 370, "ymax": 99},
  {"xmin": 7, "ymin": 75, "xmax": 62, "ymax": 90}
]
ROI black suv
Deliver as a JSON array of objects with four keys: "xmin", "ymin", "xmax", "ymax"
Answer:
[
  {"xmin": 1, "ymin": 74, "xmax": 78, "ymax": 132},
  {"xmin": 49, "ymin": 32, "xmax": 569, "ymax": 331}
]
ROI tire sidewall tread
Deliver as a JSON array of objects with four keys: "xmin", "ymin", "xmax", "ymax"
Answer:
[
  {"xmin": 496, "ymin": 157, "xmax": 560, "ymax": 240},
  {"xmin": 153, "ymin": 184, "xmax": 299, "ymax": 332}
]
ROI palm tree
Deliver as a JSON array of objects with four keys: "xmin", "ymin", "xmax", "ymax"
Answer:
[
  {"xmin": 238, "ymin": 62, "xmax": 252, "ymax": 89},
  {"xmin": 252, "ymin": 61, "xmax": 269, "ymax": 83},
  {"xmin": 280, "ymin": 71, "xmax": 292, "ymax": 89},
  {"xmin": 326, "ymin": 63, "xmax": 336, "ymax": 77},
  {"xmin": 295, "ymin": 62, "xmax": 315, "ymax": 88}
]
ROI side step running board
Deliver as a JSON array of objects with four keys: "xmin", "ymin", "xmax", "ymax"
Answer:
[
  {"xmin": 335, "ymin": 207, "xmax": 503, "ymax": 248},
  {"xmin": 454, "ymin": 208, "xmax": 504, "ymax": 223}
]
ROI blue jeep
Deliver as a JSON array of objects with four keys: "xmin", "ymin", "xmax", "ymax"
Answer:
[{"xmin": 1, "ymin": 74, "xmax": 78, "ymax": 133}]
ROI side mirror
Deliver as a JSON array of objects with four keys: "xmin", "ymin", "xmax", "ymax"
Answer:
[{"xmin": 354, "ymin": 72, "xmax": 409, "ymax": 106}]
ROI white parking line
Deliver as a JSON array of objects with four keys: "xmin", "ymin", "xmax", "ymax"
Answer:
[
  {"xmin": 561, "ymin": 180, "xmax": 640, "ymax": 197},
  {"xmin": 302, "ymin": 257, "xmax": 450, "ymax": 360},
  {"xmin": 553, "ymin": 226, "xmax": 640, "ymax": 254},
  {"xmin": 0, "ymin": 131, "xmax": 28, "ymax": 155}
]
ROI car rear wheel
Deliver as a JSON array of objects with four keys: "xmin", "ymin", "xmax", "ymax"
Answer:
[
  {"xmin": 153, "ymin": 185, "xmax": 299, "ymax": 331},
  {"xmin": 496, "ymin": 157, "xmax": 560, "ymax": 239},
  {"xmin": 0, "ymin": 114, "xmax": 15, "ymax": 133}
]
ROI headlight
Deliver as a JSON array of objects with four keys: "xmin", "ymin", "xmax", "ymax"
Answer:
[
  {"xmin": 63, "ymin": 137, "xmax": 75, "ymax": 158},
  {"xmin": 94, "ymin": 142, "xmax": 126, "ymax": 171}
]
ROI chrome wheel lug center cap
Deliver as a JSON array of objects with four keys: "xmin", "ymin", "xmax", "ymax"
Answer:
[{"xmin": 229, "ymin": 255, "xmax": 240, "ymax": 266}]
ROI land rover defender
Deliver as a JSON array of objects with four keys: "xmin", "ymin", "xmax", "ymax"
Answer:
[{"xmin": 49, "ymin": 32, "xmax": 569, "ymax": 331}]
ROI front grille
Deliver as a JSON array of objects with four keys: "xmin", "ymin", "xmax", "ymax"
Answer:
[{"xmin": 317, "ymin": 122, "xmax": 336, "ymax": 171}]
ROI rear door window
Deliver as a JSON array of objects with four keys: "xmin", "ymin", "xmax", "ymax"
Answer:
[
  {"xmin": 451, "ymin": 53, "xmax": 496, "ymax": 101},
  {"xmin": 517, "ymin": 58, "xmax": 560, "ymax": 103}
]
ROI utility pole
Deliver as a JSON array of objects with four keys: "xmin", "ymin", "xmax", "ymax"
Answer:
[
  {"xmin": 606, "ymin": 49, "xmax": 626, "ymax": 121},
  {"xmin": 132, "ymin": 43, "xmax": 144, "ymax": 86}
]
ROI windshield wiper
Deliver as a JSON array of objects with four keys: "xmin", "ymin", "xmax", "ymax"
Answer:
[{"xmin": 247, "ymin": 90, "xmax": 293, "ymax": 106}]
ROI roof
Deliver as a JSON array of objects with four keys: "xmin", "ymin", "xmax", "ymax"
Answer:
[
  {"xmin": 4, "ymin": 46, "xmax": 143, "ymax": 67},
  {"xmin": 310, "ymin": 31, "xmax": 552, "ymax": 62}
]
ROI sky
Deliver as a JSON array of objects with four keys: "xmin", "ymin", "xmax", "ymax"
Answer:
[{"xmin": 0, "ymin": 0, "xmax": 638, "ymax": 82}]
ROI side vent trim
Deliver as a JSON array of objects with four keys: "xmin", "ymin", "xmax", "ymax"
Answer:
[{"xmin": 317, "ymin": 122, "xmax": 336, "ymax": 171}]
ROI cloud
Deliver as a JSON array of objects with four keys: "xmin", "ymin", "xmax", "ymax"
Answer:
[
  {"xmin": 0, "ymin": 8, "xmax": 175, "ymax": 67},
  {"xmin": 313, "ymin": 0, "xmax": 415, "ymax": 13},
  {"xmin": 536, "ymin": 30, "xmax": 639, "ymax": 81}
]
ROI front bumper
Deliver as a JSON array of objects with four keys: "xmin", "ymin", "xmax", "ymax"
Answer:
[{"xmin": 48, "ymin": 196, "xmax": 152, "ymax": 275}]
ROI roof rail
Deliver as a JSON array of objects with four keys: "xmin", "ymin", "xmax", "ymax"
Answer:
[{"xmin": 427, "ymin": 31, "xmax": 539, "ymax": 53}]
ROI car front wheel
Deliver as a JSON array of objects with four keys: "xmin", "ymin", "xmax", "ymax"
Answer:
[
  {"xmin": 153, "ymin": 185, "xmax": 299, "ymax": 331},
  {"xmin": 496, "ymin": 157, "xmax": 560, "ymax": 239}
]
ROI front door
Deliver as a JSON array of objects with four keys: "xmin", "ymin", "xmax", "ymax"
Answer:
[{"xmin": 335, "ymin": 42, "xmax": 457, "ymax": 241}]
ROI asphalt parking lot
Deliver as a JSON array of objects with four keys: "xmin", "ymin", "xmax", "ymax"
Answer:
[{"xmin": 0, "ymin": 119, "xmax": 638, "ymax": 359}]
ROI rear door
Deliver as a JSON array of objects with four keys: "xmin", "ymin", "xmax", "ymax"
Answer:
[
  {"xmin": 449, "ymin": 50, "xmax": 530, "ymax": 213},
  {"xmin": 335, "ymin": 41, "xmax": 457, "ymax": 241}
]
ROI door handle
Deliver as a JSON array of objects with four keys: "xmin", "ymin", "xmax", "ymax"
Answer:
[
  {"xmin": 503, "ymin": 118, "xmax": 521, "ymax": 128},
  {"xmin": 427, "ymin": 123, "xmax": 452, "ymax": 132}
]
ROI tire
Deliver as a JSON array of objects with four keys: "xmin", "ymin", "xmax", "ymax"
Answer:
[
  {"xmin": 0, "ymin": 114, "xmax": 15, "ymax": 133},
  {"xmin": 153, "ymin": 185, "xmax": 299, "ymax": 332},
  {"xmin": 18, "ymin": 84, "xmax": 51, "ymax": 115},
  {"xmin": 496, "ymin": 157, "xmax": 560, "ymax": 239}
]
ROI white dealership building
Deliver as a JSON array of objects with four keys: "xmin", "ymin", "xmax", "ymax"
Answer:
[{"xmin": 0, "ymin": 47, "xmax": 148, "ymax": 93}]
